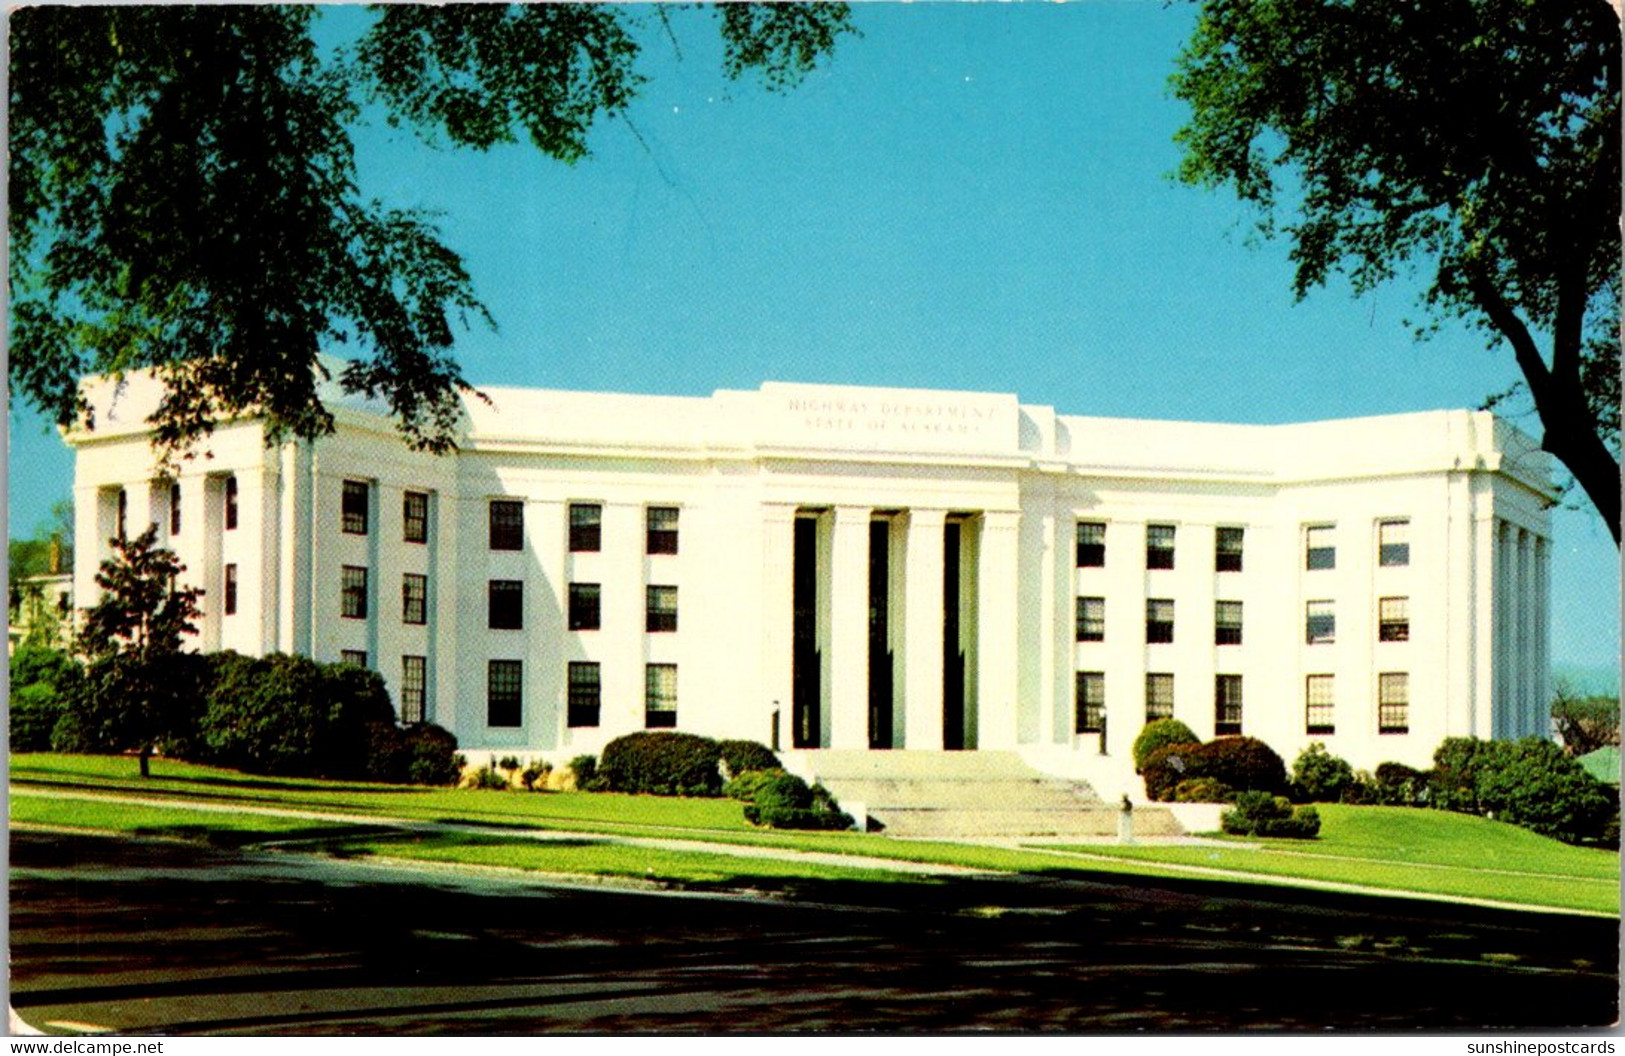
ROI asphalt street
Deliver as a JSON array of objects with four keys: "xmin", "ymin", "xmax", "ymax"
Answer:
[{"xmin": 10, "ymin": 829, "xmax": 1619, "ymax": 1034}]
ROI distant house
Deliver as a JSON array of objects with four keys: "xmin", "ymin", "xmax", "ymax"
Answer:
[{"xmin": 8, "ymin": 561, "xmax": 74, "ymax": 655}]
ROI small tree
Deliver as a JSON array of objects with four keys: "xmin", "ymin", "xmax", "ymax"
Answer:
[
  {"xmin": 1290, "ymin": 743, "xmax": 1357, "ymax": 803},
  {"xmin": 68, "ymin": 527, "xmax": 204, "ymax": 777},
  {"xmin": 1551, "ymin": 678, "xmax": 1619, "ymax": 756}
]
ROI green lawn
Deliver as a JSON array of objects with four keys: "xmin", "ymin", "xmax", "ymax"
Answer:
[
  {"xmin": 1047, "ymin": 805, "xmax": 1620, "ymax": 915},
  {"xmin": 12, "ymin": 754, "xmax": 1619, "ymax": 914}
]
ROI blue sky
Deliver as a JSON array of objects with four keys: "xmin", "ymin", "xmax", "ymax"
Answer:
[{"xmin": 7, "ymin": 3, "xmax": 1618, "ymax": 670}]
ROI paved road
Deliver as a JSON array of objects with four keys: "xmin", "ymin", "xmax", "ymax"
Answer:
[{"xmin": 10, "ymin": 829, "xmax": 1618, "ymax": 1034}]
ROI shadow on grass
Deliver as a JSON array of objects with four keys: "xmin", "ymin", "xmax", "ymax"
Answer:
[{"xmin": 130, "ymin": 824, "xmax": 404, "ymax": 850}]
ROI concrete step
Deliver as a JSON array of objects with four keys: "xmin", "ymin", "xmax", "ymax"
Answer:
[
  {"xmin": 815, "ymin": 777, "xmax": 1105, "ymax": 811},
  {"xmin": 873, "ymin": 807, "xmax": 1184, "ymax": 839},
  {"xmin": 787, "ymin": 749, "xmax": 1180, "ymax": 839}
]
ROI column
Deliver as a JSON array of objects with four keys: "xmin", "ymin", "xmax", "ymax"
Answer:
[
  {"xmin": 72, "ymin": 485, "xmax": 106, "ymax": 610},
  {"xmin": 760, "ymin": 505, "xmax": 797, "ymax": 751},
  {"xmin": 827, "ymin": 505, "xmax": 871, "ymax": 749},
  {"xmin": 1515, "ymin": 529, "xmax": 1533, "ymax": 737},
  {"xmin": 976, "ymin": 511, "xmax": 1021, "ymax": 749},
  {"xmin": 903, "ymin": 508, "xmax": 947, "ymax": 750},
  {"xmin": 1493, "ymin": 520, "xmax": 1511, "ymax": 738},
  {"xmin": 1535, "ymin": 536, "xmax": 1551, "ymax": 740}
]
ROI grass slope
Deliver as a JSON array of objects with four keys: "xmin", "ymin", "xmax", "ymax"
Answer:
[
  {"xmin": 12, "ymin": 754, "xmax": 1619, "ymax": 913},
  {"xmin": 1052, "ymin": 805, "xmax": 1619, "ymax": 914}
]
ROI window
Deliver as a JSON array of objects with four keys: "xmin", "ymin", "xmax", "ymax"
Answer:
[
  {"xmin": 117, "ymin": 488, "xmax": 128, "ymax": 539},
  {"xmin": 402, "ymin": 573, "xmax": 427, "ymax": 625},
  {"xmin": 489, "ymin": 500, "xmax": 524, "ymax": 551},
  {"xmin": 488, "ymin": 580, "xmax": 523, "ymax": 630},
  {"xmin": 1075, "ymin": 672, "xmax": 1105, "ymax": 734},
  {"xmin": 403, "ymin": 491, "xmax": 429, "ymax": 544},
  {"xmin": 569, "ymin": 583, "xmax": 601, "ymax": 631},
  {"xmin": 570, "ymin": 503, "xmax": 602, "ymax": 552},
  {"xmin": 487, "ymin": 660, "xmax": 522, "ymax": 728},
  {"xmin": 1146, "ymin": 524, "xmax": 1176, "ymax": 570},
  {"xmin": 1075, "ymin": 597, "xmax": 1105, "ymax": 642},
  {"xmin": 568, "ymin": 662, "xmax": 601, "ymax": 728},
  {"xmin": 342, "ymin": 480, "xmax": 369, "ymax": 535},
  {"xmin": 401, "ymin": 656, "xmax": 427, "ymax": 724},
  {"xmin": 1306, "ymin": 525, "xmax": 1335, "ymax": 570},
  {"xmin": 646, "ymin": 663, "xmax": 678, "ymax": 728},
  {"xmin": 1215, "ymin": 526, "xmax": 1244, "ymax": 572},
  {"xmin": 1146, "ymin": 598, "xmax": 1174, "ymax": 644},
  {"xmin": 224, "ymin": 564, "xmax": 238, "ymax": 616},
  {"xmin": 646, "ymin": 585, "xmax": 678, "ymax": 633},
  {"xmin": 341, "ymin": 566, "xmax": 368, "ymax": 619},
  {"xmin": 1379, "ymin": 519, "xmax": 1410, "ymax": 567},
  {"xmin": 224, "ymin": 477, "xmax": 237, "ymax": 531},
  {"xmin": 1379, "ymin": 596, "xmax": 1410, "ymax": 642},
  {"xmin": 1215, "ymin": 675, "xmax": 1243, "ymax": 736},
  {"xmin": 1145, "ymin": 673, "xmax": 1174, "ymax": 722},
  {"xmin": 1215, "ymin": 600, "xmax": 1243, "ymax": 645},
  {"xmin": 1378, "ymin": 672, "xmax": 1409, "ymax": 734},
  {"xmin": 170, "ymin": 483, "xmax": 182, "ymax": 535},
  {"xmin": 341, "ymin": 649, "xmax": 368, "ymax": 669},
  {"xmin": 1076, "ymin": 522, "xmax": 1106, "ymax": 567},
  {"xmin": 1306, "ymin": 600, "xmax": 1335, "ymax": 644},
  {"xmin": 1305, "ymin": 675, "xmax": 1335, "ymax": 735},
  {"xmin": 647, "ymin": 506, "xmax": 679, "ymax": 555}
]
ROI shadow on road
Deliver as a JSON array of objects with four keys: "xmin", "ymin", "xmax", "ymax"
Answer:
[{"xmin": 10, "ymin": 829, "xmax": 1618, "ymax": 1034}]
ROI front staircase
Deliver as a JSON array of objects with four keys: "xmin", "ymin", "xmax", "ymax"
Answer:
[{"xmin": 787, "ymin": 750, "xmax": 1182, "ymax": 839}]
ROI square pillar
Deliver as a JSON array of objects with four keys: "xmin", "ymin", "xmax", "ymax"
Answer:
[
  {"xmin": 760, "ymin": 504, "xmax": 798, "ymax": 749},
  {"xmin": 827, "ymin": 505, "xmax": 871, "ymax": 749},
  {"xmin": 976, "ymin": 511, "xmax": 1021, "ymax": 749},
  {"xmin": 903, "ymin": 508, "xmax": 947, "ymax": 750}
]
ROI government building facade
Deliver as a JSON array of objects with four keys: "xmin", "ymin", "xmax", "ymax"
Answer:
[{"xmin": 67, "ymin": 372, "xmax": 1555, "ymax": 789}]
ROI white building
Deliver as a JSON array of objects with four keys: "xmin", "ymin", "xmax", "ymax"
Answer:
[{"xmin": 66, "ymin": 372, "xmax": 1554, "ymax": 788}]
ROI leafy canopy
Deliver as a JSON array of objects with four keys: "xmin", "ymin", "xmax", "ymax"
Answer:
[
  {"xmin": 1173, "ymin": 0, "xmax": 1621, "ymax": 540},
  {"xmin": 10, "ymin": 4, "xmax": 853, "ymax": 461}
]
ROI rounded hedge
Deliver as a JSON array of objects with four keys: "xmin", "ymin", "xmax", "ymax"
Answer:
[
  {"xmin": 1221, "ymin": 791, "xmax": 1321, "ymax": 838},
  {"xmin": 1142, "ymin": 741, "xmax": 1205, "ymax": 801},
  {"xmin": 741, "ymin": 772, "xmax": 853, "ymax": 830},
  {"xmin": 1143, "ymin": 736, "xmax": 1288, "ymax": 801},
  {"xmin": 1132, "ymin": 718, "xmax": 1201, "ymax": 773},
  {"xmin": 598, "ymin": 731, "xmax": 724, "ymax": 796},
  {"xmin": 718, "ymin": 739, "xmax": 781, "ymax": 779}
]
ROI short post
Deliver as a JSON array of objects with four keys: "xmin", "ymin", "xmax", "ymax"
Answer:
[
  {"xmin": 771, "ymin": 701, "xmax": 781, "ymax": 752},
  {"xmin": 1118, "ymin": 794, "xmax": 1135, "ymax": 845}
]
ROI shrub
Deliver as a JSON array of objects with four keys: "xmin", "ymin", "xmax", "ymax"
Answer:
[
  {"xmin": 724, "ymin": 768, "xmax": 785, "ymax": 802},
  {"xmin": 1470, "ymin": 738, "xmax": 1615, "ymax": 844},
  {"xmin": 1221, "ymin": 791, "xmax": 1321, "ymax": 838},
  {"xmin": 568, "ymin": 754, "xmax": 599, "ymax": 790},
  {"xmin": 1142, "ymin": 742, "xmax": 1205, "ymax": 802},
  {"xmin": 718, "ymin": 739, "xmax": 780, "ymax": 779},
  {"xmin": 599, "ymin": 732, "xmax": 724, "ymax": 796},
  {"xmin": 521, "ymin": 760, "xmax": 552, "ymax": 791},
  {"xmin": 742, "ymin": 772, "xmax": 853, "ymax": 830},
  {"xmin": 199, "ymin": 653, "xmax": 397, "ymax": 779},
  {"xmin": 402, "ymin": 725, "xmax": 463, "ymax": 786},
  {"xmin": 498, "ymin": 755, "xmax": 521, "ymax": 774},
  {"xmin": 1201, "ymin": 737, "xmax": 1289, "ymax": 796},
  {"xmin": 1290, "ymin": 743, "xmax": 1357, "ymax": 802},
  {"xmin": 1132, "ymin": 718, "xmax": 1201, "ymax": 773},
  {"xmin": 1174, "ymin": 776, "xmax": 1234, "ymax": 803},
  {"xmin": 10, "ymin": 645, "xmax": 77, "ymax": 695},
  {"xmin": 465, "ymin": 765, "xmax": 509, "ymax": 791},
  {"xmin": 1368, "ymin": 761, "xmax": 1428, "ymax": 806},
  {"xmin": 10, "ymin": 682, "xmax": 66, "ymax": 752},
  {"xmin": 1429, "ymin": 736, "xmax": 1487, "ymax": 813}
]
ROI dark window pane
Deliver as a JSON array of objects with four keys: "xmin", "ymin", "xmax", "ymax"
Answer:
[
  {"xmin": 341, "ymin": 566, "xmax": 368, "ymax": 619},
  {"xmin": 170, "ymin": 484, "xmax": 182, "ymax": 535},
  {"xmin": 1146, "ymin": 524, "xmax": 1176, "ymax": 570},
  {"xmin": 647, "ymin": 507, "xmax": 679, "ymax": 555},
  {"xmin": 224, "ymin": 564, "xmax": 238, "ymax": 616},
  {"xmin": 1075, "ymin": 672, "xmax": 1105, "ymax": 733},
  {"xmin": 646, "ymin": 585, "xmax": 678, "ymax": 632},
  {"xmin": 1146, "ymin": 599, "xmax": 1174, "ymax": 644},
  {"xmin": 1075, "ymin": 597, "xmax": 1105, "ymax": 642},
  {"xmin": 224, "ymin": 477, "xmax": 237, "ymax": 531},
  {"xmin": 1215, "ymin": 675, "xmax": 1243, "ymax": 736},
  {"xmin": 569, "ymin": 583, "xmax": 601, "ymax": 631},
  {"xmin": 570, "ymin": 503, "xmax": 602, "ymax": 552},
  {"xmin": 403, "ymin": 491, "xmax": 429, "ymax": 544},
  {"xmin": 645, "ymin": 663, "xmax": 677, "ymax": 728},
  {"xmin": 403, "ymin": 574, "xmax": 428, "ymax": 625},
  {"xmin": 488, "ymin": 580, "xmax": 523, "ymax": 630},
  {"xmin": 1215, "ymin": 526, "xmax": 1243, "ymax": 572},
  {"xmin": 1076, "ymin": 522, "xmax": 1106, "ymax": 568},
  {"xmin": 342, "ymin": 480, "xmax": 369, "ymax": 535},
  {"xmin": 1145, "ymin": 673, "xmax": 1174, "ymax": 721},
  {"xmin": 489, "ymin": 500, "xmax": 524, "ymax": 551},
  {"xmin": 401, "ymin": 655, "xmax": 427, "ymax": 724},
  {"xmin": 487, "ymin": 660, "xmax": 522, "ymax": 727}
]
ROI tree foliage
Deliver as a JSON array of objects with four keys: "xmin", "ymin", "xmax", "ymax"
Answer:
[
  {"xmin": 9, "ymin": 4, "xmax": 853, "ymax": 462},
  {"xmin": 1173, "ymin": 0, "xmax": 1621, "ymax": 540},
  {"xmin": 63, "ymin": 527, "xmax": 206, "ymax": 775},
  {"xmin": 1551, "ymin": 679, "xmax": 1619, "ymax": 756}
]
